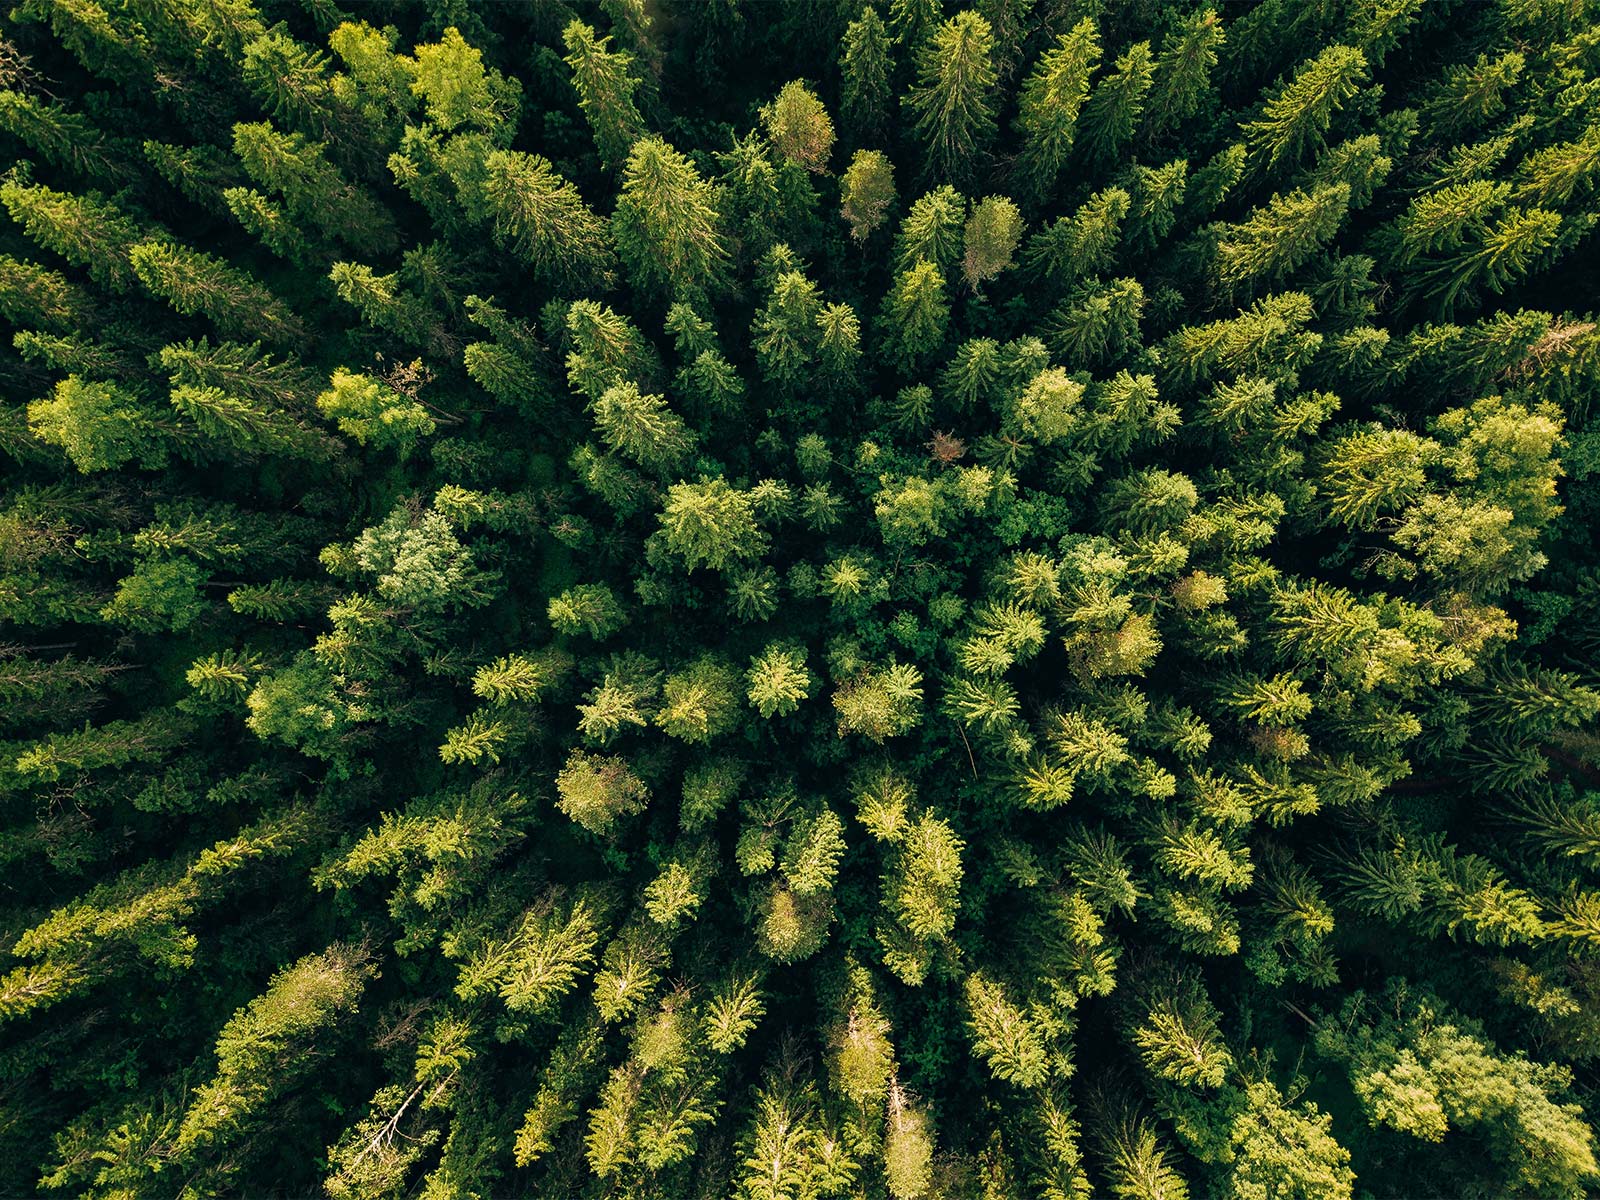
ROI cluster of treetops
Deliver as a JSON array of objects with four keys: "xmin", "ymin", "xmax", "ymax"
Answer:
[{"xmin": 2, "ymin": 0, "xmax": 1600, "ymax": 1196}]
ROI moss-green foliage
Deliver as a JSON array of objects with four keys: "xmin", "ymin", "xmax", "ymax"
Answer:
[{"xmin": 2, "ymin": 2, "xmax": 1600, "ymax": 1198}]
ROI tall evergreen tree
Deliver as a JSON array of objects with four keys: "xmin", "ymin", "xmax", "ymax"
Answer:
[
  {"xmin": 1013, "ymin": 18, "xmax": 1100, "ymax": 200},
  {"xmin": 562, "ymin": 19, "xmax": 647, "ymax": 170},
  {"xmin": 612, "ymin": 135, "xmax": 730, "ymax": 302},
  {"xmin": 903, "ymin": 11, "xmax": 998, "ymax": 186},
  {"xmin": 840, "ymin": 5, "xmax": 893, "ymax": 144},
  {"xmin": 478, "ymin": 149, "xmax": 616, "ymax": 287}
]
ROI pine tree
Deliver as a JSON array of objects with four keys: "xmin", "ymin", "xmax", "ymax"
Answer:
[
  {"xmin": 327, "ymin": 19, "xmax": 417, "ymax": 132},
  {"xmin": 1420, "ymin": 50, "xmax": 1524, "ymax": 142},
  {"xmin": 130, "ymin": 240, "xmax": 304, "ymax": 343},
  {"xmin": 461, "ymin": 296, "xmax": 549, "ymax": 410},
  {"xmin": 941, "ymin": 337, "xmax": 1002, "ymax": 411},
  {"xmin": 548, "ymin": 584, "xmax": 627, "ymax": 639},
  {"xmin": 591, "ymin": 382, "xmax": 694, "ymax": 472},
  {"xmin": 1244, "ymin": 45, "xmax": 1369, "ymax": 172},
  {"xmin": 239, "ymin": 28, "xmax": 347, "ymax": 144},
  {"xmin": 328, "ymin": 261, "xmax": 449, "ymax": 355},
  {"xmin": 405, "ymin": 26, "xmax": 521, "ymax": 139},
  {"xmin": 456, "ymin": 674, "xmax": 540, "ymax": 737},
  {"xmin": 0, "ymin": 89, "xmax": 130, "ymax": 183},
  {"xmin": 874, "ymin": 806, "xmax": 962, "ymax": 983},
  {"xmin": 747, "ymin": 644, "xmax": 814, "ymax": 717},
  {"xmin": 965, "ymin": 972, "xmax": 1049, "ymax": 1086},
  {"xmin": 1516, "ymin": 124, "xmax": 1600, "ymax": 206},
  {"xmin": 834, "ymin": 660, "xmax": 924, "ymax": 742},
  {"xmin": 169, "ymin": 383, "xmax": 329, "ymax": 460},
  {"xmin": 0, "ymin": 253, "xmax": 93, "ymax": 332},
  {"xmin": 1096, "ymin": 1107, "xmax": 1192, "ymax": 1200},
  {"xmin": 0, "ymin": 176, "xmax": 143, "ymax": 291},
  {"xmin": 753, "ymin": 269, "xmax": 824, "ymax": 388},
  {"xmin": 143, "ymin": 138, "xmax": 240, "ymax": 212},
  {"xmin": 657, "ymin": 477, "xmax": 768, "ymax": 572},
  {"xmin": 1125, "ymin": 158, "xmax": 1190, "ymax": 252},
  {"xmin": 1219, "ymin": 1081, "xmax": 1355, "ymax": 1200},
  {"xmin": 1130, "ymin": 978, "xmax": 1233, "ymax": 1088},
  {"xmin": 1412, "ymin": 205, "xmax": 1563, "ymax": 314},
  {"xmin": 1215, "ymin": 183, "xmax": 1351, "ymax": 288},
  {"xmin": 884, "ymin": 1081, "xmax": 935, "ymax": 1199},
  {"xmin": 1314, "ymin": 986, "xmax": 1595, "ymax": 1195},
  {"xmin": 895, "ymin": 184, "xmax": 968, "ymax": 274},
  {"xmin": 174, "ymin": 944, "xmax": 377, "ymax": 1170},
  {"xmin": 831, "ymin": 967, "xmax": 894, "ymax": 1106},
  {"xmin": 1025, "ymin": 185, "xmax": 1129, "ymax": 288},
  {"xmin": 470, "ymin": 150, "xmax": 616, "ymax": 288},
  {"xmin": 715, "ymin": 130, "xmax": 821, "ymax": 259},
  {"xmin": 1145, "ymin": 7, "xmax": 1224, "ymax": 139},
  {"xmin": 223, "ymin": 186, "xmax": 313, "ymax": 264},
  {"xmin": 887, "ymin": 0, "xmax": 940, "ymax": 47},
  {"xmin": 315, "ymin": 368, "xmax": 435, "ymax": 457},
  {"xmin": 566, "ymin": 298, "xmax": 662, "ymax": 400},
  {"xmin": 231, "ymin": 120, "xmax": 396, "ymax": 255},
  {"xmin": 817, "ymin": 302, "xmax": 864, "ymax": 390},
  {"xmin": 158, "ymin": 337, "xmax": 317, "ymax": 408},
  {"xmin": 1077, "ymin": 41, "xmax": 1155, "ymax": 167}
]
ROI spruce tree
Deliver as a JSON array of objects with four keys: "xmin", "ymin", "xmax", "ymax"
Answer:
[
  {"xmin": 878, "ymin": 259, "xmax": 950, "ymax": 371},
  {"xmin": 1244, "ymin": 45, "xmax": 1370, "ymax": 172},
  {"xmin": 562, "ymin": 19, "xmax": 647, "ymax": 170},
  {"xmin": 478, "ymin": 149, "xmax": 615, "ymax": 286},
  {"xmin": 903, "ymin": 11, "xmax": 998, "ymax": 186},
  {"xmin": 840, "ymin": 5, "xmax": 893, "ymax": 144},
  {"xmin": 0, "ymin": 176, "xmax": 144, "ymax": 291},
  {"xmin": 1013, "ymin": 18, "xmax": 1100, "ymax": 200},
  {"xmin": 1145, "ymin": 7, "xmax": 1224, "ymax": 138},
  {"xmin": 1077, "ymin": 41, "xmax": 1156, "ymax": 167},
  {"xmin": 130, "ymin": 239, "xmax": 304, "ymax": 343},
  {"xmin": 612, "ymin": 135, "xmax": 730, "ymax": 302}
]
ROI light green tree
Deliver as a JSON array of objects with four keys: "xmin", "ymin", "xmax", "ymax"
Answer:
[
  {"xmin": 841, "ymin": 148, "xmax": 897, "ymax": 241},
  {"xmin": 316, "ymin": 369, "xmax": 435, "ymax": 458},
  {"xmin": 613, "ymin": 135, "xmax": 730, "ymax": 302},
  {"xmin": 747, "ymin": 645, "xmax": 814, "ymax": 718},
  {"xmin": 1013, "ymin": 19, "xmax": 1100, "ymax": 198},
  {"xmin": 657, "ymin": 478, "xmax": 768, "ymax": 572},
  {"xmin": 764, "ymin": 80, "xmax": 834, "ymax": 173},
  {"xmin": 962, "ymin": 195, "xmax": 1024, "ymax": 290}
]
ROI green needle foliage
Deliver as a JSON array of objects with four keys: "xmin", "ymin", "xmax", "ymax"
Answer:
[{"xmin": 2, "ymin": 3, "xmax": 1600, "ymax": 1200}]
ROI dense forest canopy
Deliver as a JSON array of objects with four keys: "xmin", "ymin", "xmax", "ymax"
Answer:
[{"xmin": 2, "ymin": 0, "xmax": 1600, "ymax": 1196}]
